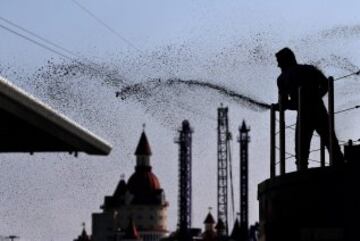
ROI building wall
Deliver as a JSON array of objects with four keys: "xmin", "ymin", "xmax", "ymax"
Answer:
[
  {"xmin": 92, "ymin": 205, "xmax": 168, "ymax": 241},
  {"xmin": 139, "ymin": 231, "xmax": 167, "ymax": 241},
  {"xmin": 116, "ymin": 204, "xmax": 168, "ymax": 232},
  {"xmin": 92, "ymin": 212, "xmax": 115, "ymax": 241}
]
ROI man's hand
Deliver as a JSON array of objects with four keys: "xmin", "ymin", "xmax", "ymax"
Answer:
[{"xmin": 272, "ymin": 103, "xmax": 280, "ymax": 111}]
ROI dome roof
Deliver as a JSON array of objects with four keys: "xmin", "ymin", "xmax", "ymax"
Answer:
[{"xmin": 127, "ymin": 170, "xmax": 161, "ymax": 195}]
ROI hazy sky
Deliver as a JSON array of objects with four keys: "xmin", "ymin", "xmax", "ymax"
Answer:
[{"xmin": 0, "ymin": 1, "xmax": 360, "ymax": 240}]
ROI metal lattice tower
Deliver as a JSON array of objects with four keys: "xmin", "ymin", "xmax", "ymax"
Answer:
[
  {"xmin": 176, "ymin": 120, "xmax": 193, "ymax": 238},
  {"xmin": 239, "ymin": 120, "xmax": 250, "ymax": 241},
  {"xmin": 217, "ymin": 105, "xmax": 229, "ymax": 235}
]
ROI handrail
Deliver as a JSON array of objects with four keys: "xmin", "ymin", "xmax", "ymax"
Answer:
[{"xmin": 270, "ymin": 76, "xmax": 336, "ymax": 178}]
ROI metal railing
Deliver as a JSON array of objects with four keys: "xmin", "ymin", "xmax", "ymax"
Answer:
[{"xmin": 270, "ymin": 77, "xmax": 335, "ymax": 178}]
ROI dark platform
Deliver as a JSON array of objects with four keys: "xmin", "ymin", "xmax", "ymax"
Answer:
[{"xmin": 258, "ymin": 162, "xmax": 360, "ymax": 241}]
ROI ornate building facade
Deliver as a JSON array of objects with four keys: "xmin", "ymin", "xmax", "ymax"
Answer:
[{"xmin": 91, "ymin": 131, "xmax": 168, "ymax": 241}]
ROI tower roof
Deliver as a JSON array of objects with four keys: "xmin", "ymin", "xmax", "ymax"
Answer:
[
  {"xmin": 230, "ymin": 219, "xmax": 241, "ymax": 240},
  {"xmin": 215, "ymin": 219, "xmax": 225, "ymax": 230},
  {"xmin": 113, "ymin": 176, "xmax": 127, "ymax": 198},
  {"xmin": 204, "ymin": 212, "xmax": 215, "ymax": 224},
  {"xmin": 74, "ymin": 224, "xmax": 91, "ymax": 241},
  {"xmin": 134, "ymin": 131, "xmax": 152, "ymax": 156},
  {"xmin": 240, "ymin": 120, "xmax": 249, "ymax": 132}
]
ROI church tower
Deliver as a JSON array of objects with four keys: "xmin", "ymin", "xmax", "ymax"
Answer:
[{"xmin": 92, "ymin": 130, "xmax": 168, "ymax": 241}]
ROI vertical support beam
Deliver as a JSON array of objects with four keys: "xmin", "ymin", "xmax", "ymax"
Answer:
[
  {"xmin": 320, "ymin": 139, "xmax": 325, "ymax": 167},
  {"xmin": 217, "ymin": 105, "xmax": 229, "ymax": 235},
  {"xmin": 270, "ymin": 104, "xmax": 276, "ymax": 178},
  {"xmin": 328, "ymin": 77, "xmax": 335, "ymax": 166},
  {"xmin": 297, "ymin": 87, "xmax": 307, "ymax": 170},
  {"xmin": 279, "ymin": 93, "xmax": 286, "ymax": 175},
  {"xmin": 176, "ymin": 120, "xmax": 193, "ymax": 240}
]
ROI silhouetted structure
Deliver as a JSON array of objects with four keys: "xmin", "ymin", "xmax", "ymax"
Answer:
[
  {"xmin": 238, "ymin": 121, "xmax": 250, "ymax": 241},
  {"xmin": 248, "ymin": 223, "xmax": 259, "ymax": 241},
  {"xmin": 215, "ymin": 218, "xmax": 227, "ymax": 241},
  {"xmin": 275, "ymin": 47, "xmax": 343, "ymax": 169},
  {"xmin": 229, "ymin": 219, "xmax": 241, "ymax": 241},
  {"xmin": 74, "ymin": 224, "xmax": 91, "ymax": 241},
  {"xmin": 344, "ymin": 140, "xmax": 360, "ymax": 162},
  {"xmin": 0, "ymin": 76, "xmax": 112, "ymax": 241},
  {"xmin": 122, "ymin": 218, "xmax": 142, "ymax": 241},
  {"xmin": 6, "ymin": 236, "xmax": 19, "ymax": 241},
  {"xmin": 201, "ymin": 210, "xmax": 217, "ymax": 241},
  {"xmin": 258, "ymin": 48, "xmax": 360, "ymax": 241},
  {"xmin": 92, "ymin": 130, "xmax": 168, "ymax": 241},
  {"xmin": 0, "ymin": 75, "xmax": 111, "ymax": 155},
  {"xmin": 258, "ymin": 161, "xmax": 360, "ymax": 241},
  {"xmin": 217, "ymin": 105, "xmax": 230, "ymax": 235},
  {"xmin": 176, "ymin": 120, "xmax": 193, "ymax": 241}
]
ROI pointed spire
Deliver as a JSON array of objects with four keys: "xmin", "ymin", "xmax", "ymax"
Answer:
[
  {"xmin": 113, "ymin": 176, "xmax": 127, "ymax": 198},
  {"xmin": 74, "ymin": 223, "xmax": 90, "ymax": 241},
  {"xmin": 204, "ymin": 207, "xmax": 215, "ymax": 224},
  {"xmin": 134, "ymin": 131, "xmax": 152, "ymax": 156},
  {"xmin": 81, "ymin": 223, "xmax": 87, "ymax": 237},
  {"xmin": 215, "ymin": 218, "xmax": 225, "ymax": 231},
  {"xmin": 240, "ymin": 120, "xmax": 249, "ymax": 132},
  {"xmin": 230, "ymin": 219, "xmax": 241, "ymax": 240}
]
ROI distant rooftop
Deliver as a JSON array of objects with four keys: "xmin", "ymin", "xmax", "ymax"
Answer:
[{"xmin": 0, "ymin": 75, "xmax": 111, "ymax": 155}]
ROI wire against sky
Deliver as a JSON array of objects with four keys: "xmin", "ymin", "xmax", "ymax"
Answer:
[
  {"xmin": 0, "ymin": 15, "xmax": 79, "ymax": 59},
  {"xmin": 0, "ymin": 23, "xmax": 71, "ymax": 60},
  {"xmin": 71, "ymin": 0, "xmax": 142, "ymax": 53},
  {"xmin": 0, "ymin": 18, "xmax": 126, "ymax": 85}
]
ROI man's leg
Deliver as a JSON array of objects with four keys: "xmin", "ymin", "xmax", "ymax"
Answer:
[
  {"xmin": 314, "ymin": 105, "xmax": 344, "ymax": 165},
  {"xmin": 296, "ymin": 115, "xmax": 314, "ymax": 170}
]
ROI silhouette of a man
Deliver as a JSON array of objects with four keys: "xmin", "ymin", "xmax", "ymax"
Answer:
[{"xmin": 275, "ymin": 47, "xmax": 344, "ymax": 168}]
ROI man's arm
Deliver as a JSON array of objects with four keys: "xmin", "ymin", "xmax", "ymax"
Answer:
[
  {"xmin": 314, "ymin": 67, "xmax": 328, "ymax": 97},
  {"xmin": 275, "ymin": 93, "xmax": 297, "ymax": 111},
  {"xmin": 276, "ymin": 75, "xmax": 295, "ymax": 111}
]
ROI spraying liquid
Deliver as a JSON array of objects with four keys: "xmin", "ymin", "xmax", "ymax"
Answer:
[{"xmin": 117, "ymin": 78, "xmax": 270, "ymax": 111}]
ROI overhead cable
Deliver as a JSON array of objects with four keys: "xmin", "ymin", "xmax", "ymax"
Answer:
[
  {"xmin": 71, "ymin": 0, "xmax": 142, "ymax": 53},
  {"xmin": 0, "ymin": 16, "xmax": 78, "ymax": 58}
]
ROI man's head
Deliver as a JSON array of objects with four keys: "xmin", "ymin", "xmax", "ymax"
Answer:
[{"xmin": 276, "ymin": 47, "xmax": 297, "ymax": 70}]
